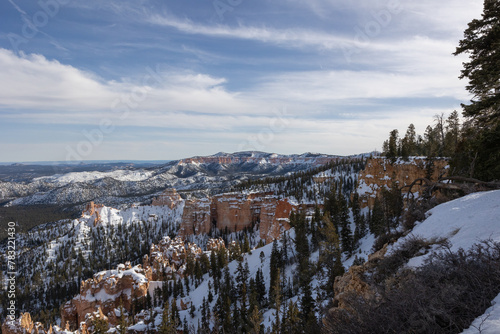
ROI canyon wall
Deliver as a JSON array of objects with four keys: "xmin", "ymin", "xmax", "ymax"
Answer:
[
  {"xmin": 178, "ymin": 192, "xmax": 295, "ymax": 244},
  {"xmin": 151, "ymin": 188, "xmax": 183, "ymax": 208},
  {"xmin": 357, "ymin": 157, "xmax": 449, "ymax": 208},
  {"xmin": 61, "ymin": 263, "xmax": 149, "ymax": 331}
]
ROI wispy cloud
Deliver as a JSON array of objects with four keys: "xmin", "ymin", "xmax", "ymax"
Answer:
[
  {"xmin": 148, "ymin": 14, "xmax": 353, "ymax": 51},
  {"xmin": 0, "ymin": 48, "xmax": 254, "ymax": 116}
]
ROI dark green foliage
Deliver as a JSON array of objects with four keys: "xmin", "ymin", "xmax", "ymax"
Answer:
[
  {"xmin": 92, "ymin": 316, "xmax": 109, "ymax": 334},
  {"xmin": 454, "ymin": 0, "xmax": 500, "ymax": 123},
  {"xmin": 319, "ymin": 214, "xmax": 344, "ymax": 296},
  {"xmin": 383, "ymin": 129, "xmax": 399, "ymax": 162},
  {"xmin": 0, "ymin": 205, "xmax": 78, "ymax": 242},
  {"xmin": 269, "ymin": 239, "xmax": 283, "ymax": 306},
  {"xmin": 451, "ymin": 0, "xmax": 500, "ymax": 180}
]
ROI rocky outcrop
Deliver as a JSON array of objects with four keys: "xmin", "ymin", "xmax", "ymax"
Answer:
[
  {"xmin": 143, "ymin": 236, "xmax": 203, "ymax": 280},
  {"xmin": 61, "ymin": 263, "xmax": 149, "ymax": 331},
  {"xmin": 1, "ymin": 313, "xmax": 51, "ymax": 334},
  {"xmin": 151, "ymin": 188, "xmax": 183, "ymax": 208},
  {"xmin": 178, "ymin": 192, "xmax": 296, "ymax": 244},
  {"xmin": 357, "ymin": 157, "xmax": 449, "ymax": 208},
  {"xmin": 82, "ymin": 201, "xmax": 104, "ymax": 226},
  {"xmin": 207, "ymin": 237, "xmax": 225, "ymax": 252},
  {"xmin": 332, "ymin": 245, "xmax": 388, "ymax": 311},
  {"xmin": 179, "ymin": 197, "xmax": 212, "ymax": 235}
]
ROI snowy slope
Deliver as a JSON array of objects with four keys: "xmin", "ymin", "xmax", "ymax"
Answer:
[
  {"xmin": 389, "ymin": 190, "xmax": 500, "ymax": 334},
  {"xmin": 391, "ymin": 190, "xmax": 500, "ymax": 267}
]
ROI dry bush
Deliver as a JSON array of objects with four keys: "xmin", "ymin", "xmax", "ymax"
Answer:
[{"xmin": 323, "ymin": 240, "xmax": 500, "ymax": 334}]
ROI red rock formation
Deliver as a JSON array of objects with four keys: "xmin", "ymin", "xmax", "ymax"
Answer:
[
  {"xmin": 259, "ymin": 198, "xmax": 294, "ymax": 244},
  {"xmin": 178, "ymin": 198, "xmax": 212, "ymax": 236},
  {"xmin": 357, "ymin": 157, "xmax": 449, "ymax": 208},
  {"xmin": 207, "ymin": 238, "xmax": 225, "ymax": 252},
  {"xmin": 82, "ymin": 201, "xmax": 104, "ymax": 226},
  {"xmin": 61, "ymin": 264, "xmax": 149, "ymax": 331},
  {"xmin": 151, "ymin": 188, "xmax": 183, "ymax": 208},
  {"xmin": 1, "ymin": 313, "xmax": 46, "ymax": 334},
  {"xmin": 178, "ymin": 192, "xmax": 296, "ymax": 244},
  {"xmin": 211, "ymin": 193, "xmax": 254, "ymax": 233},
  {"xmin": 144, "ymin": 236, "xmax": 203, "ymax": 281}
]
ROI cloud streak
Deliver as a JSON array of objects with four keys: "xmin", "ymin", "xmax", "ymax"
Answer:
[{"xmin": 148, "ymin": 14, "xmax": 354, "ymax": 51}]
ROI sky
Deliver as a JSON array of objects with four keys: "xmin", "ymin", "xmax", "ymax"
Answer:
[{"xmin": 0, "ymin": 0, "xmax": 484, "ymax": 162}]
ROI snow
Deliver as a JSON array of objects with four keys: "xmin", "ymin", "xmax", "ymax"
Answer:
[
  {"xmin": 391, "ymin": 190, "xmax": 500, "ymax": 267},
  {"xmin": 461, "ymin": 293, "xmax": 500, "ymax": 334},
  {"xmin": 34, "ymin": 169, "xmax": 154, "ymax": 184}
]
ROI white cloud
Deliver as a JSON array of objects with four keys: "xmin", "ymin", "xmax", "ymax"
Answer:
[
  {"xmin": 148, "ymin": 14, "xmax": 353, "ymax": 51},
  {"xmin": 0, "ymin": 48, "xmax": 254, "ymax": 115}
]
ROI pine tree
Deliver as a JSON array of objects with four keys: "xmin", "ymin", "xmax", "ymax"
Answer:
[
  {"xmin": 370, "ymin": 197, "xmax": 385, "ymax": 236},
  {"xmin": 337, "ymin": 190, "xmax": 353, "ymax": 254},
  {"xmin": 444, "ymin": 111, "xmax": 460, "ymax": 156},
  {"xmin": 384, "ymin": 129, "xmax": 399, "ymax": 162},
  {"xmin": 454, "ymin": 0, "xmax": 500, "ymax": 124},
  {"xmin": 92, "ymin": 313, "xmax": 109, "ymax": 334},
  {"xmin": 158, "ymin": 301, "xmax": 176, "ymax": 334},
  {"xmin": 319, "ymin": 214, "xmax": 344, "ymax": 296},
  {"xmin": 453, "ymin": 0, "xmax": 500, "ymax": 180},
  {"xmin": 281, "ymin": 301, "xmax": 300, "ymax": 333},
  {"xmin": 249, "ymin": 305, "xmax": 263, "ymax": 334},
  {"xmin": 116, "ymin": 300, "xmax": 128, "ymax": 334},
  {"xmin": 270, "ymin": 268, "xmax": 282, "ymax": 334},
  {"xmin": 269, "ymin": 240, "xmax": 282, "ymax": 305}
]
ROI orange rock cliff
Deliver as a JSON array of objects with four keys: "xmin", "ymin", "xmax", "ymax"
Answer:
[
  {"xmin": 356, "ymin": 157, "xmax": 449, "ymax": 208},
  {"xmin": 178, "ymin": 192, "xmax": 295, "ymax": 244}
]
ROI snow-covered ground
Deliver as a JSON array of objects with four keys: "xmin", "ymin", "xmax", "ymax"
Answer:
[
  {"xmin": 35, "ymin": 169, "xmax": 154, "ymax": 184},
  {"xmin": 461, "ymin": 293, "xmax": 500, "ymax": 334},
  {"xmin": 389, "ymin": 190, "xmax": 500, "ymax": 334},
  {"xmin": 391, "ymin": 190, "xmax": 500, "ymax": 267}
]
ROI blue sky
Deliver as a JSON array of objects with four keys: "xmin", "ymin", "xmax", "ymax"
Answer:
[{"xmin": 0, "ymin": 0, "xmax": 483, "ymax": 162}]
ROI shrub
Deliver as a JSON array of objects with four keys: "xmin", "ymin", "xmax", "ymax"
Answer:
[{"xmin": 323, "ymin": 240, "xmax": 500, "ymax": 334}]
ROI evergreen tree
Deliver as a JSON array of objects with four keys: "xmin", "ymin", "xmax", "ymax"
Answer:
[
  {"xmin": 384, "ymin": 129, "xmax": 399, "ymax": 162},
  {"xmin": 337, "ymin": 190, "xmax": 353, "ymax": 254},
  {"xmin": 92, "ymin": 314, "xmax": 109, "ymax": 334},
  {"xmin": 281, "ymin": 301, "xmax": 301, "ymax": 333},
  {"xmin": 319, "ymin": 215, "xmax": 344, "ymax": 296},
  {"xmin": 454, "ymin": 0, "xmax": 500, "ymax": 124},
  {"xmin": 158, "ymin": 301, "xmax": 176, "ymax": 334},
  {"xmin": 270, "ymin": 268, "xmax": 282, "ymax": 334},
  {"xmin": 444, "ymin": 111, "xmax": 460, "ymax": 156},
  {"xmin": 404, "ymin": 123, "xmax": 418, "ymax": 156},
  {"xmin": 236, "ymin": 259, "xmax": 250, "ymax": 331},
  {"xmin": 370, "ymin": 197, "xmax": 385, "ymax": 236},
  {"xmin": 116, "ymin": 300, "xmax": 128, "ymax": 334},
  {"xmin": 453, "ymin": 0, "xmax": 500, "ymax": 180},
  {"xmin": 269, "ymin": 240, "xmax": 282, "ymax": 305},
  {"xmin": 249, "ymin": 305, "xmax": 263, "ymax": 334}
]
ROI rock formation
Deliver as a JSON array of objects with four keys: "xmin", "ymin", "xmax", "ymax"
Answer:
[
  {"xmin": 82, "ymin": 201, "xmax": 104, "ymax": 226},
  {"xmin": 151, "ymin": 188, "xmax": 183, "ymax": 208},
  {"xmin": 357, "ymin": 157, "xmax": 449, "ymax": 208},
  {"xmin": 178, "ymin": 192, "xmax": 296, "ymax": 244},
  {"xmin": 143, "ymin": 236, "xmax": 203, "ymax": 280},
  {"xmin": 1, "ymin": 313, "xmax": 48, "ymax": 334},
  {"xmin": 179, "ymin": 197, "xmax": 212, "ymax": 235},
  {"xmin": 61, "ymin": 264, "xmax": 149, "ymax": 331},
  {"xmin": 207, "ymin": 237, "xmax": 225, "ymax": 252}
]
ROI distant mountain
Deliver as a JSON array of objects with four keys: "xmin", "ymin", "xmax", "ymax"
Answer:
[{"xmin": 0, "ymin": 151, "xmax": 350, "ymax": 208}]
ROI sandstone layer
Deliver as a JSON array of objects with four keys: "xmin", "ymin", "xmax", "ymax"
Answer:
[
  {"xmin": 357, "ymin": 157, "xmax": 449, "ymax": 208},
  {"xmin": 178, "ymin": 192, "xmax": 295, "ymax": 244},
  {"xmin": 61, "ymin": 263, "xmax": 149, "ymax": 331}
]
